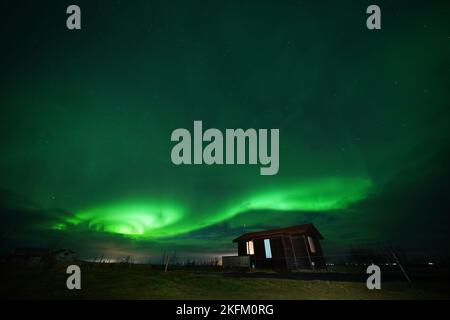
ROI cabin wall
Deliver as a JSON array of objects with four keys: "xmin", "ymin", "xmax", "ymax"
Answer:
[
  {"xmin": 281, "ymin": 236, "xmax": 296, "ymax": 269},
  {"xmin": 237, "ymin": 241, "xmax": 247, "ymax": 256},
  {"xmin": 309, "ymin": 236, "xmax": 326, "ymax": 268},
  {"xmin": 291, "ymin": 235, "xmax": 311, "ymax": 268},
  {"xmin": 291, "ymin": 234, "xmax": 326, "ymax": 269},
  {"xmin": 253, "ymin": 237, "xmax": 286, "ymax": 269},
  {"xmin": 235, "ymin": 232, "xmax": 326, "ymax": 270}
]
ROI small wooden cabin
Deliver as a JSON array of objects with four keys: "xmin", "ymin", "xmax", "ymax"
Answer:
[{"xmin": 230, "ymin": 224, "xmax": 325, "ymax": 270}]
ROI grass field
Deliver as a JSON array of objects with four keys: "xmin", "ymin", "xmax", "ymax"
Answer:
[{"xmin": 1, "ymin": 263, "xmax": 449, "ymax": 300}]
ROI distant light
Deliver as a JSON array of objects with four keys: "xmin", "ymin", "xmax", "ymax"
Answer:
[
  {"xmin": 392, "ymin": 262, "xmax": 397, "ymax": 266},
  {"xmin": 428, "ymin": 262, "xmax": 435, "ymax": 266}
]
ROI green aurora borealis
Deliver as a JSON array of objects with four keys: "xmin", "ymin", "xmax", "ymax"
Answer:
[
  {"xmin": 65, "ymin": 177, "xmax": 372, "ymax": 238},
  {"xmin": 1, "ymin": 0, "xmax": 450, "ymax": 260}
]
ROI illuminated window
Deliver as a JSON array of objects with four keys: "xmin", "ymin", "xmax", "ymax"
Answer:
[
  {"xmin": 307, "ymin": 236, "xmax": 316, "ymax": 253},
  {"xmin": 246, "ymin": 241, "xmax": 254, "ymax": 255},
  {"xmin": 264, "ymin": 239, "xmax": 272, "ymax": 259}
]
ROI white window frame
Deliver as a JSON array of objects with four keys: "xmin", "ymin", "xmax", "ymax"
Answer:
[
  {"xmin": 307, "ymin": 236, "xmax": 316, "ymax": 253},
  {"xmin": 264, "ymin": 239, "xmax": 272, "ymax": 259},
  {"xmin": 246, "ymin": 240, "xmax": 254, "ymax": 255}
]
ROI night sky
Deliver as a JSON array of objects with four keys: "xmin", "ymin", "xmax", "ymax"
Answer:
[{"xmin": 1, "ymin": 0, "xmax": 449, "ymax": 261}]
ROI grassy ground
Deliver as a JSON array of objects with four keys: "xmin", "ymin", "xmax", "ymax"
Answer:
[{"xmin": 1, "ymin": 262, "xmax": 449, "ymax": 300}]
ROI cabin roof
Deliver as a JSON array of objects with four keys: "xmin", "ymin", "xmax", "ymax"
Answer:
[{"xmin": 233, "ymin": 223, "xmax": 323, "ymax": 242}]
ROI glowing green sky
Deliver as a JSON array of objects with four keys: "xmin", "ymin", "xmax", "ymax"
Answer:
[
  {"xmin": 1, "ymin": 0, "xmax": 449, "ymax": 260},
  {"xmin": 61, "ymin": 177, "xmax": 372, "ymax": 239}
]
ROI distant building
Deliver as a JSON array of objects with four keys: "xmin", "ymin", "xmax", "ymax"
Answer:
[
  {"xmin": 9, "ymin": 247, "xmax": 51, "ymax": 264},
  {"xmin": 53, "ymin": 249, "xmax": 76, "ymax": 262},
  {"xmin": 9, "ymin": 248, "xmax": 76, "ymax": 264},
  {"xmin": 223, "ymin": 224, "xmax": 326, "ymax": 270}
]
